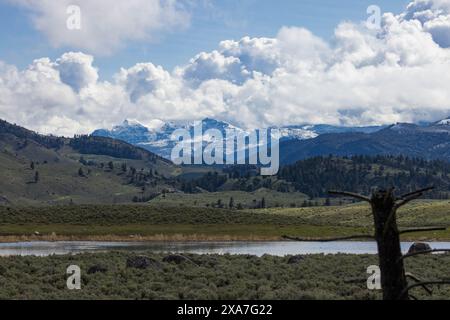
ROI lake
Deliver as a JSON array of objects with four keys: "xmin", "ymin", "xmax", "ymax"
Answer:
[{"xmin": 0, "ymin": 241, "xmax": 449, "ymax": 257}]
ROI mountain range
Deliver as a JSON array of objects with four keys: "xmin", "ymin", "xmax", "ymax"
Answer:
[
  {"xmin": 92, "ymin": 118, "xmax": 386, "ymax": 160},
  {"xmin": 279, "ymin": 119, "xmax": 450, "ymax": 164},
  {"xmin": 2, "ymin": 117, "xmax": 450, "ymax": 205},
  {"xmin": 93, "ymin": 117, "xmax": 450, "ymax": 164}
]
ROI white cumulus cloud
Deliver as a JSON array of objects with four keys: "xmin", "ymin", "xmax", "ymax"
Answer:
[
  {"xmin": 56, "ymin": 52, "xmax": 99, "ymax": 92},
  {"xmin": 9, "ymin": 0, "xmax": 190, "ymax": 55},
  {"xmin": 1, "ymin": 0, "xmax": 450, "ymax": 135}
]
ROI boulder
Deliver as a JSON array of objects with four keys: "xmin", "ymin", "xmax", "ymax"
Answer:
[
  {"xmin": 408, "ymin": 242, "xmax": 432, "ymax": 254},
  {"xmin": 87, "ymin": 265, "xmax": 108, "ymax": 274},
  {"xmin": 287, "ymin": 255, "xmax": 304, "ymax": 264},
  {"xmin": 126, "ymin": 256, "xmax": 161, "ymax": 269},
  {"xmin": 163, "ymin": 254, "xmax": 188, "ymax": 264},
  {"xmin": 0, "ymin": 195, "xmax": 9, "ymax": 204}
]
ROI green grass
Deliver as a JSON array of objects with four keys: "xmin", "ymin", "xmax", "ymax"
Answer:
[
  {"xmin": 0, "ymin": 252, "xmax": 448, "ymax": 300},
  {"xmin": 0, "ymin": 149, "xmax": 139, "ymax": 206},
  {"xmin": 0, "ymin": 205, "xmax": 310, "ymax": 225},
  {"xmin": 0, "ymin": 201, "xmax": 448, "ymax": 240},
  {"xmin": 255, "ymin": 200, "xmax": 450, "ymax": 228},
  {"xmin": 0, "ymin": 224, "xmax": 369, "ymax": 240},
  {"xmin": 149, "ymin": 189, "xmax": 309, "ymax": 208},
  {"xmin": 0, "ymin": 136, "xmax": 175, "ymax": 206}
]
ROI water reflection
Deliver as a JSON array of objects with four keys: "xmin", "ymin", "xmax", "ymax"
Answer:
[{"xmin": 0, "ymin": 241, "xmax": 449, "ymax": 257}]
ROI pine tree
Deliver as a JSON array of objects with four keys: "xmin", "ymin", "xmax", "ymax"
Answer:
[{"xmin": 229, "ymin": 197, "xmax": 235, "ymax": 209}]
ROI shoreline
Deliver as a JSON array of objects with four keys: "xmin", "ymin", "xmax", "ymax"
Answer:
[
  {"xmin": 0, "ymin": 234, "xmax": 448, "ymax": 243},
  {"xmin": 0, "ymin": 234, "xmax": 281, "ymax": 243}
]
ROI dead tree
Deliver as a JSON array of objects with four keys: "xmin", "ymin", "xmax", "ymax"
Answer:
[{"xmin": 284, "ymin": 186, "xmax": 449, "ymax": 300}]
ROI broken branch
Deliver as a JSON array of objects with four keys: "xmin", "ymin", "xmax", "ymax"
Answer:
[
  {"xmin": 328, "ymin": 191, "xmax": 371, "ymax": 202},
  {"xmin": 405, "ymin": 273, "xmax": 433, "ymax": 295},
  {"xmin": 398, "ymin": 249, "xmax": 450, "ymax": 261},
  {"xmin": 399, "ymin": 227, "xmax": 447, "ymax": 234},
  {"xmin": 394, "ymin": 193, "xmax": 424, "ymax": 209},
  {"xmin": 282, "ymin": 234, "xmax": 374, "ymax": 242},
  {"xmin": 399, "ymin": 187, "xmax": 434, "ymax": 200},
  {"xmin": 399, "ymin": 280, "xmax": 450, "ymax": 299}
]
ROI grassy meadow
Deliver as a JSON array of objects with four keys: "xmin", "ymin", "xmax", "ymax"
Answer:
[
  {"xmin": 149, "ymin": 189, "xmax": 311, "ymax": 209},
  {"xmin": 0, "ymin": 252, "xmax": 448, "ymax": 300},
  {"xmin": 0, "ymin": 199, "xmax": 448, "ymax": 241}
]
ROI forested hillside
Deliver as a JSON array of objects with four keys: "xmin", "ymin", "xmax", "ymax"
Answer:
[
  {"xmin": 3, "ymin": 119, "xmax": 450, "ymax": 205},
  {"xmin": 0, "ymin": 119, "xmax": 176, "ymax": 205},
  {"xmin": 181, "ymin": 155, "xmax": 450, "ymax": 199},
  {"xmin": 279, "ymin": 155, "xmax": 450, "ymax": 198}
]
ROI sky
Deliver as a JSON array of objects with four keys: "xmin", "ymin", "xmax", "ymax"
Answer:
[
  {"xmin": 0, "ymin": 0, "xmax": 409, "ymax": 79},
  {"xmin": 1, "ymin": 0, "xmax": 450, "ymax": 136}
]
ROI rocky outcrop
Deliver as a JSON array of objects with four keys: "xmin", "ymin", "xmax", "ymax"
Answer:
[
  {"xmin": 163, "ymin": 254, "xmax": 188, "ymax": 264},
  {"xmin": 126, "ymin": 256, "xmax": 161, "ymax": 269},
  {"xmin": 408, "ymin": 242, "xmax": 432, "ymax": 254},
  {"xmin": 87, "ymin": 265, "xmax": 108, "ymax": 274},
  {"xmin": 287, "ymin": 255, "xmax": 304, "ymax": 264}
]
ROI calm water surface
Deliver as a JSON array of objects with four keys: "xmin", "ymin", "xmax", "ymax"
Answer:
[{"xmin": 0, "ymin": 241, "xmax": 449, "ymax": 257}]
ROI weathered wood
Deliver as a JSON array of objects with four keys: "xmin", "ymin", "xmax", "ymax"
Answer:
[
  {"xmin": 399, "ymin": 187, "xmax": 434, "ymax": 200},
  {"xmin": 399, "ymin": 227, "xmax": 447, "ymax": 234},
  {"xmin": 282, "ymin": 234, "xmax": 374, "ymax": 242},
  {"xmin": 328, "ymin": 187, "xmax": 440, "ymax": 300},
  {"xmin": 287, "ymin": 186, "xmax": 441, "ymax": 300},
  {"xmin": 399, "ymin": 249, "xmax": 450, "ymax": 261},
  {"xmin": 370, "ymin": 189, "xmax": 408, "ymax": 300},
  {"xmin": 328, "ymin": 191, "xmax": 371, "ymax": 202},
  {"xmin": 405, "ymin": 273, "xmax": 433, "ymax": 295},
  {"xmin": 400, "ymin": 280, "xmax": 450, "ymax": 299}
]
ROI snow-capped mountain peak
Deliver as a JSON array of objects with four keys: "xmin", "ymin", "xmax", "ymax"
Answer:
[
  {"xmin": 121, "ymin": 119, "xmax": 145, "ymax": 128},
  {"xmin": 92, "ymin": 118, "xmax": 386, "ymax": 159},
  {"xmin": 92, "ymin": 119, "xmax": 154, "ymax": 145},
  {"xmin": 277, "ymin": 127, "xmax": 318, "ymax": 140},
  {"xmin": 435, "ymin": 118, "xmax": 450, "ymax": 126}
]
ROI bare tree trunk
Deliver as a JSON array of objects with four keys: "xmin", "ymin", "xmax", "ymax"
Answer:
[
  {"xmin": 371, "ymin": 190, "xmax": 408, "ymax": 300},
  {"xmin": 288, "ymin": 186, "xmax": 446, "ymax": 300}
]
